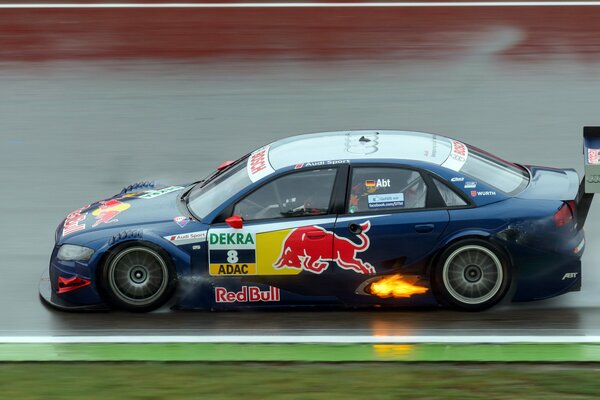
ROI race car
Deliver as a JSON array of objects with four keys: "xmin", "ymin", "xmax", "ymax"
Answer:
[{"xmin": 39, "ymin": 129, "xmax": 597, "ymax": 312}]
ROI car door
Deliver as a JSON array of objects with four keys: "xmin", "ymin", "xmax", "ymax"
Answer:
[
  {"xmin": 332, "ymin": 165, "xmax": 450, "ymax": 278},
  {"xmin": 206, "ymin": 166, "xmax": 348, "ymax": 303}
]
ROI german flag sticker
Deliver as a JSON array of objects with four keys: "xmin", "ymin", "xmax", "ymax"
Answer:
[{"xmin": 365, "ymin": 180, "xmax": 376, "ymax": 187}]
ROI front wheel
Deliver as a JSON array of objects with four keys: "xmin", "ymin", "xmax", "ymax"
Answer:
[
  {"xmin": 432, "ymin": 240, "xmax": 511, "ymax": 311},
  {"xmin": 99, "ymin": 244, "xmax": 176, "ymax": 312}
]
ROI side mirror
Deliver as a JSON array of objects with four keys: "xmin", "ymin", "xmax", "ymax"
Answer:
[
  {"xmin": 217, "ymin": 160, "xmax": 235, "ymax": 171},
  {"xmin": 225, "ymin": 215, "xmax": 244, "ymax": 229}
]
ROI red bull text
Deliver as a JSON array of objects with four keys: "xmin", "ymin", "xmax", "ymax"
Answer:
[{"xmin": 215, "ymin": 286, "xmax": 280, "ymax": 303}]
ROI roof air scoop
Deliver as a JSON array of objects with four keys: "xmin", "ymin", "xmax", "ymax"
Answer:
[{"xmin": 345, "ymin": 132, "xmax": 379, "ymax": 155}]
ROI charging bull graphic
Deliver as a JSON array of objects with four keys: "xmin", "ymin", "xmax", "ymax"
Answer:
[
  {"xmin": 92, "ymin": 199, "xmax": 131, "ymax": 227},
  {"xmin": 273, "ymin": 221, "xmax": 375, "ymax": 274}
]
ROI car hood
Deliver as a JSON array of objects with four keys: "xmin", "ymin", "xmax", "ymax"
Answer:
[
  {"xmin": 58, "ymin": 184, "xmax": 187, "ymax": 240},
  {"xmin": 516, "ymin": 166, "xmax": 579, "ymax": 201}
]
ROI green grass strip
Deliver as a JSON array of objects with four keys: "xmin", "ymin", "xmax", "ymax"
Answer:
[
  {"xmin": 3, "ymin": 363, "xmax": 600, "ymax": 399},
  {"xmin": 1, "ymin": 343, "xmax": 600, "ymax": 362}
]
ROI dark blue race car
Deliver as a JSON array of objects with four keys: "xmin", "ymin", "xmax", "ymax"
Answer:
[{"xmin": 40, "ymin": 130, "xmax": 597, "ymax": 312}]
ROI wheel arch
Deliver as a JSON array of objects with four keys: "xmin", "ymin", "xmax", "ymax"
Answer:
[
  {"xmin": 427, "ymin": 230, "xmax": 514, "ymax": 276},
  {"xmin": 95, "ymin": 235, "xmax": 187, "ymax": 312}
]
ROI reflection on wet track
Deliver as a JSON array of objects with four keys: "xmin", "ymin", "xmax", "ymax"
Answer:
[{"xmin": 1, "ymin": 3, "xmax": 600, "ymax": 336}]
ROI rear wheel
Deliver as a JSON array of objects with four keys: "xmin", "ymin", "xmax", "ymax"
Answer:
[
  {"xmin": 100, "ymin": 244, "xmax": 175, "ymax": 312},
  {"xmin": 432, "ymin": 240, "xmax": 510, "ymax": 311}
]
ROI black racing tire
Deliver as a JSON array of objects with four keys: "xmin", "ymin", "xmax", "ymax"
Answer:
[
  {"xmin": 99, "ymin": 243, "xmax": 176, "ymax": 312},
  {"xmin": 431, "ymin": 239, "xmax": 511, "ymax": 311}
]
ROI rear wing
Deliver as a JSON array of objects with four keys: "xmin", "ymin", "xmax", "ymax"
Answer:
[{"xmin": 578, "ymin": 126, "xmax": 600, "ymax": 227}]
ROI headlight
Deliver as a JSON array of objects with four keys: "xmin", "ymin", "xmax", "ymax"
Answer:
[{"xmin": 57, "ymin": 245, "xmax": 94, "ymax": 261}]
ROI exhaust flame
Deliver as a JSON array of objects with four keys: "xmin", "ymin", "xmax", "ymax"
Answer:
[{"xmin": 369, "ymin": 274, "xmax": 429, "ymax": 298}]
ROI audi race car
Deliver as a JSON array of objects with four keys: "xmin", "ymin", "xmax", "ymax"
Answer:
[{"xmin": 40, "ymin": 129, "xmax": 599, "ymax": 312}]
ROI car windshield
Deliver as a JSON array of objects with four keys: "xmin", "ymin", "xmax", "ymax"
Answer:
[
  {"xmin": 461, "ymin": 146, "xmax": 529, "ymax": 195},
  {"xmin": 187, "ymin": 157, "xmax": 251, "ymax": 220}
]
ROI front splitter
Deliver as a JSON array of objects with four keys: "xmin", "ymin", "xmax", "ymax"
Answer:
[{"xmin": 39, "ymin": 269, "xmax": 109, "ymax": 312}]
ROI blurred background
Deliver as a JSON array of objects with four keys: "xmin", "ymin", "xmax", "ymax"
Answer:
[{"xmin": 2, "ymin": 0, "xmax": 600, "ymax": 336}]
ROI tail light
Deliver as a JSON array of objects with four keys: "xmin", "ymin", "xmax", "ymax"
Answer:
[{"xmin": 554, "ymin": 201, "xmax": 576, "ymax": 227}]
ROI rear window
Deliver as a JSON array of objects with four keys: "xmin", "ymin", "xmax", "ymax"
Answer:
[{"xmin": 460, "ymin": 147, "xmax": 529, "ymax": 195}]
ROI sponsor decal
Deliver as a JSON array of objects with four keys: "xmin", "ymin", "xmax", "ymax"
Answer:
[
  {"xmin": 368, "ymin": 193, "xmax": 404, "ymax": 208},
  {"xmin": 139, "ymin": 186, "xmax": 184, "ymax": 199},
  {"xmin": 273, "ymin": 221, "xmax": 375, "ymax": 274},
  {"xmin": 464, "ymin": 181, "xmax": 477, "ymax": 189},
  {"xmin": 210, "ymin": 232, "xmax": 255, "ymax": 246},
  {"xmin": 450, "ymin": 177, "xmax": 464, "ymax": 182},
  {"xmin": 365, "ymin": 178, "xmax": 391, "ymax": 188},
  {"xmin": 92, "ymin": 199, "xmax": 131, "ymax": 227},
  {"xmin": 207, "ymin": 220, "xmax": 374, "ymax": 276},
  {"xmin": 587, "ymin": 175, "xmax": 600, "ymax": 183},
  {"xmin": 471, "ymin": 190, "xmax": 496, "ymax": 197},
  {"xmin": 247, "ymin": 145, "xmax": 275, "ymax": 182},
  {"xmin": 588, "ymin": 149, "xmax": 600, "ymax": 165},
  {"xmin": 441, "ymin": 140, "xmax": 469, "ymax": 172},
  {"xmin": 562, "ymin": 272, "xmax": 579, "ymax": 280},
  {"xmin": 209, "ymin": 232, "xmax": 257, "ymax": 276},
  {"xmin": 298, "ymin": 159, "xmax": 349, "ymax": 168},
  {"xmin": 215, "ymin": 286, "xmax": 280, "ymax": 303},
  {"xmin": 62, "ymin": 204, "xmax": 91, "ymax": 237},
  {"xmin": 174, "ymin": 216, "xmax": 190, "ymax": 228},
  {"xmin": 164, "ymin": 231, "xmax": 207, "ymax": 245}
]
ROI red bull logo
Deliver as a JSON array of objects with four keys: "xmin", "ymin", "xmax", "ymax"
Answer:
[
  {"xmin": 273, "ymin": 221, "xmax": 375, "ymax": 275},
  {"xmin": 92, "ymin": 199, "xmax": 131, "ymax": 227},
  {"xmin": 215, "ymin": 286, "xmax": 280, "ymax": 303}
]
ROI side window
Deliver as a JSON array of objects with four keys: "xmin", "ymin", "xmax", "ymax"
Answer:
[
  {"xmin": 432, "ymin": 178, "xmax": 467, "ymax": 207},
  {"xmin": 348, "ymin": 167, "xmax": 427, "ymax": 213},
  {"xmin": 233, "ymin": 168, "xmax": 337, "ymax": 221}
]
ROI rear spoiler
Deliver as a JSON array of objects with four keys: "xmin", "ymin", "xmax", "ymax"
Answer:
[{"xmin": 578, "ymin": 126, "xmax": 600, "ymax": 227}]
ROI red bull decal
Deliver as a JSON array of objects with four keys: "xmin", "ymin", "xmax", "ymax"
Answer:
[
  {"xmin": 92, "ymin": 199, "xmax": 131, "ymax": 227},
  {"xmin": 62, "ymin": 204, "xmax": 91, "ymax": 237},
  {"xmin": 215, "ymin": 286, "xmax": 280, "ymax": 303},
  {"xmin": 273, "ymin": 221, "xmax": 375, "ymax": 275}
]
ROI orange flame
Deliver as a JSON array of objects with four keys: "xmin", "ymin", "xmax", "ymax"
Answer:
[{"xmin": 369, "ymin": 275, "xmax": 429, "ymax": 298}]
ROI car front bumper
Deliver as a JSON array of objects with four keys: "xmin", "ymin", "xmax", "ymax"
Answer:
[{"xmin": 39, "ymin": 268, "xmax": 109, "ymax": 311}]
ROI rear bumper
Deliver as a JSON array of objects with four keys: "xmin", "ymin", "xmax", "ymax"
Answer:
[{"xmin": 510, "ymin": 231, "xmax": 584, "ymax": 302}]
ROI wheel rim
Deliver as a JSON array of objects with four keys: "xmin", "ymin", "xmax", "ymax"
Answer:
[
  {"xmin": 442, "ymin": 245, "xmax": 504, "ymax": 305},
  {"xmin": 107, "ymin": 247, "xmax": 169, "ymax": 306}
]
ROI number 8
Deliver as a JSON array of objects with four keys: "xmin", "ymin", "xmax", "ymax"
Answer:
[{"xmin": 227, "ymin": 250, "xmax": 239, "ymax": 264}]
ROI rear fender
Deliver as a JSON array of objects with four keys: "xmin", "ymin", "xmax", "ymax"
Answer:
[{"xmin": 426, "ymin": 230, "xmax": 494, "ymax": 276}]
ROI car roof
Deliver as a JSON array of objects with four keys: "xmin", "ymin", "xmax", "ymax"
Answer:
[{"xmin": 246, "ymin": 130, "xmax": 469, "ymax": 182}]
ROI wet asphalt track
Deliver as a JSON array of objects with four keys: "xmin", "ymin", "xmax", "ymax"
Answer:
[{"xmin": 2, "ymin": 4, "xmax": 600, "ymax": 337}]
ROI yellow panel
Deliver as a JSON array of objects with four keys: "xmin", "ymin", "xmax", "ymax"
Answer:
[
  {"xmin": 209, "ymin": 263, "xmax": 257, "ymax": 276},
  {"xmin": 256, "ymin": 229, "xmax": 302, "ymax": 276}
]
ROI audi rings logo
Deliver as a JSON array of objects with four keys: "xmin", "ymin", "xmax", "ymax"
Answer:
[
  {"xmin": 587, "ymin": 175, "xmax": 600, "ymax": 184},
  {"xmin": 345, "ymin": 132, "xmax": 379, "ymax": 155}
]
